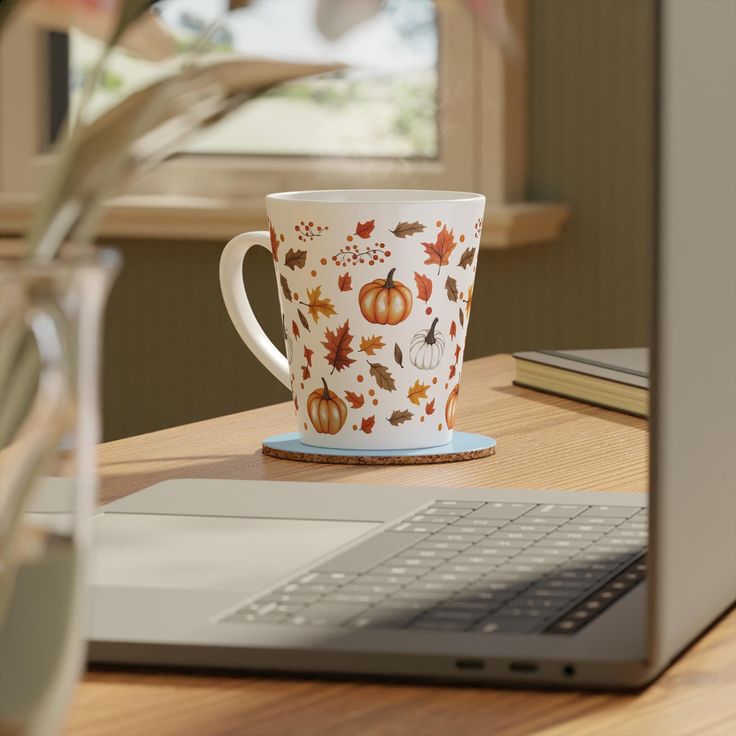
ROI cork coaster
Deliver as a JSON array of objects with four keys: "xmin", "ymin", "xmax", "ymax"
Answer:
[{"xmin": 261, "ymin": 432, "xmax": 496, "ymax": 466}]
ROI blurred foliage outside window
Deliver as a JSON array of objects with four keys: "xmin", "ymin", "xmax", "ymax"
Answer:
[{"xmin": 69, "ymin": 0, "xmax": 439, "ymax": 158}]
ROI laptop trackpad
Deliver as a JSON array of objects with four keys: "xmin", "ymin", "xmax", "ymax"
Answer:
[{"xmin": 92, "ymin": 513, "xmax": 377, "ymax": 594}]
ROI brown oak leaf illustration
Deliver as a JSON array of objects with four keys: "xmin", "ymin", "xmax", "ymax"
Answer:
[
  {"xmin": 284, "ymin": 248, "xmax": 307, "ymax": 270},
  {"xmin": 338, "ymin": 272, "xmax": 352, "ymax": 291},
  {"xmin": 425, "ymin": 398, "xmax": 436, "ymax": 415},
  {"xmin": 394, "ymin": 343, "xmax": 403, "ymax": 368},
  {"xmin": 388, "ymin": 409, "xmax": 413, "ymax": 426},
  {"xmin": 322, "ymin": 320, "xmax": 355, "ymax": 373},
  {"xmin": 421, "ymin": 225, "xmax": 457, "ymax": 274},
  {"xmin": 298, "ymin": 309, "xmax": 310, "ymax": 332},
  {"xmin": 414, "ymin": 272, "xmax": 433, "ymax": 302},
  {"xmin": 359, "ymin": 334, "xmax": 385, "ymax": 355},
  {"xmin": 300, "ymin": 285, "xmax": 336, "ymax": 323},
  {"xmin": 368, "ymin": 362, "xmax": 396, "ymax": 392},
  {"xmin": 459, "ymin": 307, "xmax": 465, "ymax": 327},
  {"xmin": 269, "ymin": 221, "xmax": 279, "ymax": 261},
  {"xmin": 301, "ymin": 365, "xmax": 310, "ymax": 381},
  {"xmin": 360, "ymin": 415, "xmax": 376, "ymax": 434},
  {"xmin": 355, "ymin": 220, "xmax": 375, "ymax": 239},
  {"xmin": 445, "ymin": 275, "xmax": 459, "ymax": 302},
  {"xmin": 458, "ymin": 247, "xmax": 475, "ymax": 269},
  {"xmin": 407, "ymin": 379, "xmax": 430, "ymax": 406},
  {"xmin": 280, "ymin": 274, "xmax": 292, "ymax": 301},
  {"xmin": 291, "ymin": 320, "xmax": 300, "ymax": 339},
  {"xmin": 390, "ymin": 221, "xmax": 426, "ymax": 239},
  {"xmin": 345, "ymin": 391, "xmax": 365, "ymax": 408},
  {"xmin": 304, "ymin": 346, "xmax": 313, "ymax": 367}
]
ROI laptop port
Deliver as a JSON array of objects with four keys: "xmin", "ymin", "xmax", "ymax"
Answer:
[
  {"xmin": 455, "ymin": 658, "xmax": 485, "ymax": 671},
  {"xmin": 508, "ymin": 661, "xmax": 538, "ymax": 674}
]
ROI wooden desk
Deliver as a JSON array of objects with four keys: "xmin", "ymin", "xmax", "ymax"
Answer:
[{"xmin": 64, "ymin": 355, "xmax": 736, "ymax": 736}]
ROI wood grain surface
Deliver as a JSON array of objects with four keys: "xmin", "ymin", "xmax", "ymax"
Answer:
[{"xmin": 62, "ymin": 355, "xmax": 735, "ymax": 736}]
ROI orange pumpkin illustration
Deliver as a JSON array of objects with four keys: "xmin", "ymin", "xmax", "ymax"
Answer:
[
  {"xmin": 307, "ymin": 378, "xmax": 347, "ymax": 434},
  {"xmin": 358, "ymin": 267, "xmax": 413, "ymax": 325},
  {"xmin": 445, "ymin": 384, "xmax": 459, "ymax": 429}
]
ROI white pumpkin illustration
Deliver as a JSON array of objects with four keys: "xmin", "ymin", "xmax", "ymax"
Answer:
[{"xmin": 409, "ymin": 317, "xmax": 445, "ymax": 370}]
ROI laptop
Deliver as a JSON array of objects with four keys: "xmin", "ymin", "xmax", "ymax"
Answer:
[{"xmin": 35, "ymin": 0, "xmax": 736, "ymax": 688}]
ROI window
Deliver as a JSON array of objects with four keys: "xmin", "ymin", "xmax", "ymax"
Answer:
[{"xmin": 0, "ymin": 0, "xmax": 568, "ymax": 246}]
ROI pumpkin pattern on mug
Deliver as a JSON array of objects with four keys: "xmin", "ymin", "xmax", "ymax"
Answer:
[
  {"xmin": 358, "ymin": 268, "xmax": 413, "ymax": 325},
  {"xmin": 307, "ymin": 378, "xmax": 347, "ymax": 434},
  {"xmin": 409, "ymin": 317, "xmax": 445, "ymax": 370},
  {"xmin": 271, "ymin": 215, "xmax": 480, "ymax": 441},
  {"xmin": 445, "ymin": 384, "xmax": 459, "ymax": 429}
]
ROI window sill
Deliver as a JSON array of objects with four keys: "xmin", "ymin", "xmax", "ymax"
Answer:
[{"xmin": 0, "ymin": 194, "xmax": 569, "ymax": 248}]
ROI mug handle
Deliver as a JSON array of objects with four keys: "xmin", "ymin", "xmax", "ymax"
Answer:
[{"xmin": 219, "ymin": 231, "xmax": 291, "ymax": 388}]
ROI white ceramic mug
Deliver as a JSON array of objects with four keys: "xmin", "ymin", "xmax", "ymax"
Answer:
[{"xmin": 220, "ymin": 189, "xmax": 485, "ymax": 450}]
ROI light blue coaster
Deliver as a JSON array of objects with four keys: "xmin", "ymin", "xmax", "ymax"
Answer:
[{"xmin": 261, "ymin": 431, "xmax": 496, "ymax": 465}]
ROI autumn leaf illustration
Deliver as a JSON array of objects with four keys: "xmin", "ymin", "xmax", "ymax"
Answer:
[
  {"xmin": 284, "ymin": 248, "xmax": 307, "ymax": 270},
  {"xmin": 414, "ymin": 272, "xmax": 433, "ymax": 302},
  {"xmin": 298, "ymin": 309, "xmax": 310, "ymax": 332},
  {"xmin": 269, "ymin": 221, "xmax": 279, "ymax": 261},
  {"xmin": 304, "ymin": 346, "xmax": 313, "ymax": 367},
  {"xmin": 322, "ymin": 320, "xmax": 355, "ymax": 373},
  {"xmin": 355, "ymin": 220, "xmax": 375, "ymax": 239},
  {"xmin": 291, "ymin": 320, "xmax": 300, "ymax": 339},
  {"xmin": 458, "ymin": 247, "xmax": 475, "ymax": 269},
  {"xmin": 359, "ymin": 334, "xmax": 385, "ymax": 355},
  {"xmin": 449, "ymin": 364, "xmax": 456, "ymax": 380},
  {"xmin": 459, "ymin": 307, "xmax": 465, "ymax": 327},
  {"xmin": 445, "ymin": 275, "xmax": 459, "ymax": 302},
  {"xmin": 455, "ymin": 344, "xmax": 462, "ymax": 362},
  {"xmin": 338, "ymin": 272, "xmax": 352, "ymax": 292},
  {"xmin": 388, "ymin": 409, "xmax": 413, "ymax": 426},
  {"xmin": 425, "ymin": 398, "xmax": 436, "ymax": 415},
  {"xmin": 345, "ymin": 391, "xmax": 365, "ymax": 409},
  {"xmin": 280, "ymin": 274, "xmax": 292, "ymax": 301},
  {"xmin": 407, "ymin": 379, "xmax": 430, "ymax": 405},
  {"xmin": 449, "ymin": 320, "xmax": 457, "ymax": 340},
  {"xmin": 368, "ymin": 362, "xmax": 396, "ymax": 392},
  {"xmin": 301, "ymin": 365, "xmax": 310, "ymax": 381},
  {"xmin": 422, "ymin": 225, "xmax": 457, "ymax": 273},
  {"xmin": 360, "ymin": 415, "xmax": 376, "ymax": 434},
  {"xmin": 300, "ymin": 285, "xmax": 336, "ymax": 323},
  {"xmin": 390, "ymin": 221, "xmax": 426, "ymax": 239},
  {"xmin": 465, "ymin": 285, "xmax": 473, "ymax": 317},
  {"xmin": 394, "ymin": 343, "xmax": 404, "ymax": 368}
]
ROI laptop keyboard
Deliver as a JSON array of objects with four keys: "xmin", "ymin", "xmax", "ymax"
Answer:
[{"xmin": 221, "ymin": 501, "xmax": 647, "ymax": 635}]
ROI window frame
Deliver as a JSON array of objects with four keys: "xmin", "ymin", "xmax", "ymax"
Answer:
[{"xmin": 0, "ymin": 0, "xmax": 568, "ymax": 247}]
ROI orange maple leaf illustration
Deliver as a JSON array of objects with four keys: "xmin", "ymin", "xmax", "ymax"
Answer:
[
  {"xmin": 421, "ymin": 225, "xmax": 457, "ymax": 274},
  {"xmin": 338, "ymin": 272, "xmax": 352, "ymax": 292},
  {"xmin": 449, "ymin": 365, "xmax": 456, "ymax": 380},
  {"xmin": 407, "ymin": 379, "xmax": 430, "ymax": 406},
  {"xmin": 360, "ymin": 415, "xmax": 376, "ymax": 433},
  {"xmin": 449, "ymin": 320, "xmax": 457, "ymax": 340},
  {"xmin": 355, "ymin": 220, "xmax": 375, "ymax": 239},
  {"xmin": 413, "ymin": 272, "xmax": 433, "ymax": 302},
  {"xmin": 345, "ymin": 391, "xmax": 365, "ymax": 408},
  {"xmin": 322, "ymin": 320, "xmax": 355, "ymax": 373},
  {"xmin": 269, "ymin": 221, "xmax": 279, "ymax": 261},
  {"xmin": 300, "ymin": 285, "xmax": 336, "ymax": 323},
  {"xmin": 301, "ymin": 365, "xmax": 310, "ymax": 380},
  {"xmin": 358, "ymin": 334, "xmax": 385, "ymax": 356},
  {"xmin": 454, "ymin": 344, "xmax": 461, "ymax": 363},
  {"xmin": 425, "ymin": 398, "xmax": 436, "ymax": 415},
  {"xmin": 291, "ymin": 320, "xmax": 299, "ymax": 339},
  {"xmin": 304, "ymin": 346, "xmax": 313, "ymax": 367}
]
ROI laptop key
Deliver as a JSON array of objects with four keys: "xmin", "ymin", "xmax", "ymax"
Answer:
[
  {"xmin": 348, "ymin": 609, "xmax": 420, "ymax": 629},
  {"xmin": 410, "ymin": 618, "xmax": 473, "ymax": 631},
  {"xmin": 289, "ymin": 603, "xmax": 368, "ymax": 627},
  {"xmin": 316, "ymin": 532, "xmax": 427, "ymax": 574},
  {"xmin": 389, "ymin": 522, "xmax": 445, "ymax": 534},
  {"xmin": 435, "ymin": 500, "xmax": 485, "ymax": 509},
  {"xmin": 468, "ymin": 503, "xmax": 536, "ymax": 520},
  {"xmin": 579, "ymin": 506, "xmax": 639, "ymax": 519},
  {"xmin": 475, "ymin": 618, "xmax": 540, "ymax": 634},
  {"xmin": 529, "ymin": 504, "xmax": 587, "ymax": 519}
]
